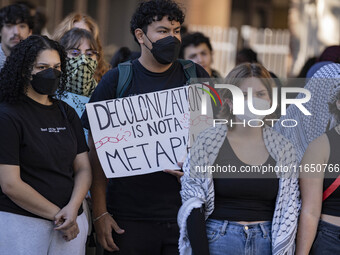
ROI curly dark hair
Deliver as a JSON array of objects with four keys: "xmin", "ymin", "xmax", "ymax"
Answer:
[
  {"xmin": 236, "ymin": 48, "xmax": 258, "ymax": 65},
  {"xmin": 110, "ymin": 46, "xmax": 140, "ymax": 68},
  {"xmin": 179, "ymin": 32, "xmax": 213, "ymax": 58},
  {"xmin": 0, "ymin": 3, "xmax": 34, "ymax": 39},
  {"xmin": 130, "ymin": 0, "xmax": 185, "ymax": 43},
  {"xmin": 0, "ymin": 35, "xmax": 67, "ymax": 103},
  {"xmin": 329, "ymin": 88, "xmax": 340, "ymax": 121}
]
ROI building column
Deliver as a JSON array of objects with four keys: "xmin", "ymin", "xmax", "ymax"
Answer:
[
  {"xmin": 97, "ymin": 0, "xmax": 109, "ymax": 45},
  {"xmin": 180, "ymin": 0, "xmax": 232, "ymax": 27},
  {"xmin": 75, "ymin": 0, "xmax": 87, "ymax": 14},
  {"xmin": 46, "ymin": 0, "xmax": 63, "ymax": 34}
]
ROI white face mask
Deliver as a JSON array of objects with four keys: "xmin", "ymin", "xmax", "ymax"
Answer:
[{"xmin": 235, "ymin": 97, "xmax": 271, "ymax": 122}]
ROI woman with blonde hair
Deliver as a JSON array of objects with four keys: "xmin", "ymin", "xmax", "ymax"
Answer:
[{"xmin": 53, "ymin": 13, "xmax": 109, "ymax": 82}]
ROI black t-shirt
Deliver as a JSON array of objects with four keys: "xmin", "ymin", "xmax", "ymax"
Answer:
[
  {"xmin": 0, "ymin": 96, "xmax": 88, "ymax": 219},
  {"xmin": 82, "ymin": 59, "xmax": 209, "ymax": 221},
  {"xmin": 322, "ymin": 128, "xmax": 340, "ymax": 216},
  {"xmin": 209, "ymin": 137, "xmax": 279, "ymax": 221}
]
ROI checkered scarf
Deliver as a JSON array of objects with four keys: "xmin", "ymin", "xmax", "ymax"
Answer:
[
  {"xmin": 274, "ymin": 63, "xmax": 340, "ymax": 163},
  {"xmin": 65, "ymin": 55, "xmax": 98, "ymax": 97},
  {"xmin": 178, "ymin": 124, "xmax": 300, "ymax": 255}
]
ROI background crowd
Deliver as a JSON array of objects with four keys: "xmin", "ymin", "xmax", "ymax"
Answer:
[{"xmin": 0, "ymin": 0, "xmax": 339, "ymax": 255}]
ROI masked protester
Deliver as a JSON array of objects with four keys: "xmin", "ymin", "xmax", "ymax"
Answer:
[
  {"xmin": 60, "ymin": 28, "xmax": 98, "ymax": 97},
  {"xmin": 143, "ymin": 34, "xmax": 181, "ymax": 64},
  {"xmin": 178, "ymin": 63, "xmax": 300, "ymax": 255},
  {"xmin": 80, "ymin": 1, "xmax": 209, "ymax": 254},
  {"xmin": 0, "ymin": 35, "xmax": 91, "ymax": 255},
  {"xmin": 52, "ymin": 13, "xmax": 109, "ymax": 82},
  {"xmin": 30, "ymin": 68, "xmax": 62, "ymax": 95}
]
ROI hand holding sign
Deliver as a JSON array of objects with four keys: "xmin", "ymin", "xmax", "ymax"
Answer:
[
  {"xmin": 86, "ymin": 85, "xmax": 213, "ymax": 178},
  {"xmin": 163, "ymin": 162, "xmax": 184, "ymax": 183},
  {"xmin": 86, "ymin": 87, "xmax": 189, "ymax": 178}
]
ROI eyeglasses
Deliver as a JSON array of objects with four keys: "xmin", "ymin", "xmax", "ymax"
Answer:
[{"xmin": 67, "ymin": 48, "xmax": 98, "ymax": 58}]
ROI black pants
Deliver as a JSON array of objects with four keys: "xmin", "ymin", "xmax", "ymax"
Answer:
[
  {"xmin": 310, "ymin": 219, "xmax": 340, "ymax": 254},
  {"xmin": 104, "ymin": 219, "xmax": 180, "ymax": 255}
]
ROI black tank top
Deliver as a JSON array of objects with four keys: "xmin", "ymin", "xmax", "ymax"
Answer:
[
  {"xmin": 209, "ymin": 137, "xmax": 279, "ymax": 221},
  {"xmin": 322, "ymin": 128, "xmax": 340, "ymax": 217}
]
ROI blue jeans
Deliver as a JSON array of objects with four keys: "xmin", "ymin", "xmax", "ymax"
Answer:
[
  {"xmin": 206, "ymin": 219, "xmax": 272, "ymax": 255},
  {"xmin": 310, "ymin": 220, "xmax": 340, "ymax": 254}
]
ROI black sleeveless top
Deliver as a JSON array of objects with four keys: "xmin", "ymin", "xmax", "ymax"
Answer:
[
  {"xmin": 209, "ymin": 137, "xmax": 279, "ymax": 221},
  {"xmin": 322, "ymin": 128, "xmax": 340, "ymax": 217}
]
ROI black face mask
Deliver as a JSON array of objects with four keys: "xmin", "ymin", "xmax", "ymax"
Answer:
[
  {"xmin": 145, "ymin": 35, "xmax": 181, "ymax": 65},
  {"xmin": 31, "ymin": 68, "xmax": 61, "ymax": 95}
]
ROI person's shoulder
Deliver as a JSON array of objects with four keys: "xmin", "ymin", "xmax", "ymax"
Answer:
[
  {"xmin": 56, "ymin": 99, "xmax": 77, "ymax": 119},
  {"xmin": 176, "ymin": 59, "xmax": 209, "ymax": 78},
  {"xmin": 194, "ymin": 63, "xmax": 210, "ymax": 78},
  {"xmin": 100, "ymin": 68, "xmax": 119, "ymax": 84},
  {"xmin": 211, "ymin": 69, "xmax": 222, "ymax": 78},
  {"xmin": 308, "ymin": 133, "xmax": 329, "ymax": 153},
  {"xmin": 264, "ymin": 126, "xmax": 298, "ymax": 154},
  {"xmin": 56, "ymin": 98, "xmax": 73, "ymax": 110},
  {"xmin": 0, "ymin": 101, "xmax": 19, "ymax": 115},
  {"xmin": 301, "ymin": 133, "xmax": 329, "ymax": 164},
  {"xmin": 0, "ymin": 102, "xmax": 12, "ymax": 114},
  {"xmin": 90, "ymin": 68, "xmax": 119, "ymax": 102},
  {"xmin": 0, "ymin": 102, "xmax": 20, "ymax": 125}
]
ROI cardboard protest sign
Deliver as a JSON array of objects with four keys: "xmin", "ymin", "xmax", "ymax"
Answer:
[
  {"xmin": 187, "ymin": 83, "xmax": 214, "ymax": 148},
  {"xmin": 86, "ymin": 85, "xmax": 213, "ymax": 178},
  {"xmin": 87, "ymin": 87, "xmax": 189, "ymax": 178}
]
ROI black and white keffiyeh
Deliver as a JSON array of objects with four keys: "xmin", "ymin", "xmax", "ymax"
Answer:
[
  {"xmin": 178, "ymin": 124, "xmax": 300, "ymax": 255},
  {"xmin": 274, "ymin": 63, "xmax": 340, "ymax": 163},
  {"xmin": 66, "ymin": 55, "xmax": 98, "ymax": 97}
]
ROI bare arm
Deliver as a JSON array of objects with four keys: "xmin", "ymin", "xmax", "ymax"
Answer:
[
  {"xmin": 55, "ymin": 151, "xmax": 92, "ymax": 231},
  {"xmin": 88, "ymin": 132, "xmax": 124, "ymax": 252},
  {"xmin": 0, "ymin": 164, "xmax": 60, "ymax": 220},
  {"xmin": 296, "ymin": 134, "xmax": 329, "ymax": 255}
]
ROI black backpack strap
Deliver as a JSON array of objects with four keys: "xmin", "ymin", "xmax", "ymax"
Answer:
[
  {"xmin": 178, "ymin": 59, "xmax": 197, "ymax": 83},
  {"xmin": 117, "ymin": 60, "xmax": 197, "ymax": 97},
  {"xmin": 117, "ymin": 60, "xmax": 133, "ymax": 98}
]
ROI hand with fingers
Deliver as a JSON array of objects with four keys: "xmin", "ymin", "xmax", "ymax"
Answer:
[
  {"xmin": 59, "ymin": 222, "xmax": 80, "ymax": 241},
  {"xmin": 54, "ymin": 204, "xmax": 78, "ymax": 230},
  {"xmin": 163, "ymin": 162, "xmax": 184, "ymax": 183},
  {"xmin": 93, "ymin": 212, "xmax": 125, "ymax": 252}
]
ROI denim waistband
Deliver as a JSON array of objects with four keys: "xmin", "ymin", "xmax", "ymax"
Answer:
[
  {"xmin": 206, "ymin": 219, "xmax": 271, "ymax": 237},
  {"xmin": 318, "ymin": 219, "xmax": 340, "ymax": 234}
]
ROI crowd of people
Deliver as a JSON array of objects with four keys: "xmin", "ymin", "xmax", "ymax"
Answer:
[{"xmin": 0, "ymin": 0, "xmax": 339, "ymax": 255}]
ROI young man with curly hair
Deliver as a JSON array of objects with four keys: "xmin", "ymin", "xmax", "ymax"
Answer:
[
  {"xmin": 81, "ymin": 0, "xmax": 209, "ymax": 254},
  {"xmin": 0, "ymin": 3, "xmax": 33, "ymax": 70}
]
